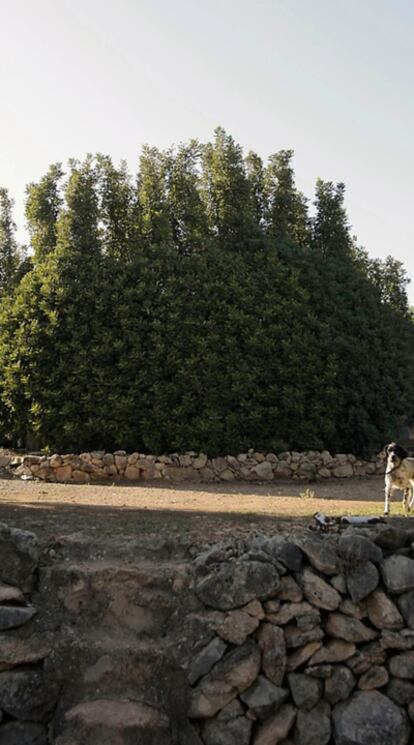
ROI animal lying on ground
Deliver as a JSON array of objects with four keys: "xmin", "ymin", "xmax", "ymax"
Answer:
[{"xmin": 384, "ymin": 442, "xmax": 414, "ymax": 516}]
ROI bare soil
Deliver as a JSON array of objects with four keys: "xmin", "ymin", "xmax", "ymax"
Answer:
[{"xmin": 0, "ymin": 474, "xmax": 405, "ymax": 546}]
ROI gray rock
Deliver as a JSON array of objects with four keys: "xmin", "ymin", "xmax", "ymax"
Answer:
[
  {"xmin": 309, "ymin": 639, "xmax": 356, "ymax": 665},
  {"xmin": 0, "ymin": 669, "xmax": 59, "ymax": 721},
  {"xmin": 381, "ymin": 555, "xmax": 414, "ymax": 594},
  {"xmin": 324, "ymin": 665, "xmax": 356, "ymax": 704},
  {"xmin": 286, "ymin": 641, "xmax": 323, "ymax": 673},
  {"xmin": 240, "ymin": 675, "xmax": 288, "ymax": 719},
  {"xmin": 305, "ymin": 664, "xmax": 334, "ymax": 679},
  {"xmin": 397, "ymin": 590, "xmax": 414, "ymax": 628},
  {"xmin": 0, "ymin": 722, "xmax": 47, "ymax": 745},
  {"xmin": 326, "ymin": 612, "xmax": 378, "ymax": 643},
  {"xmin": 249, "ymin": 535, "xmax": 303, "ymax": 572},
  {"xmin": 296, "ymin": 612, "xmax": 320, "ymax": 631},
  {"xmin": 358, "ymin": 665, "xmax": 389, "ymax": 690},
  {"xmin": 366, "ymin": 590, "xmax": 403, "ymax": 630},
  {"xmin": 287, "ymin": 673, "xmax": 322, "ymax": 711},
  {"xmin": 381, "ymin": 629, "xmax": 414, "ymax": 650},
  {"xmin": 284, "ymin": 624, "xmax": 324, "ymax": 649},
  {"xmin": 212, "ymin": 607, "xmax": 261, "ymax": 645},
  {"xmin": 189, "ymin": 639, "xmax": 261, "ymax": 718},
  {"xmin": 300, "ymin": 568, "xmax": 341, "ymax": 611},
  {"xmin": 330, "ymin": 574, "xmax": 347, "ymax": 594},
  {"xmin": 278, "ymin": 575, "xmax": 303, "ymax": 602},
  {"xmin": 253, "ymin": 461, "xmax": 274, "ymax": 481},
  {"xmin": 339, "ymin": 598, "xmax": 368, "ymax": 620},
  {"xmin": 266, "ymin": 601, "xmax": 318, "ymax": 626},
  {"xmin": 196, "ymin": 559, "xmax": 280, "ymax": 610},
  {"xmin": 387, "ymin": 678, "xmax": 414, "ymax": 705},
  {"xmin": 0, "ymin": 524, "xmax": 38, "ymax": 590},
  {"xmin": 338, "ymin": 535, "xmax": 382, "ymax": 565},
  {"xmin": 0, "ymin": 605, "xmax": 36, "ymax": 631},
  {"xmin": 0, "ymin": 584, "xmax": 24, "ymax": 604},
  {"xmin": 333, "ymin": 463, "xmax": 354, "ymax": 478},
  {"xmin": 296, "ymin": 536, "xmax": 338, "ymax": 575},
  {"xmin": 346, "ymin": 641, "xmax": 386, "ymax": 675},
  {"xmin": 333, "ymin": 690, "xmax": 410, "ymax": 745},
  {"xmin": 375, "ymin": 527, "xmax": 409, "ymax": 551},
  {"xmin": 257, "ymin": 623, "xmax": 286, "ymax": 685},
  {"xmin": 293, "ymin": 700, "xmax": 331, "ymax": 745},
  {"xmin": 187, "ymin": 637, "xmax": 227, "ymax": 684},
  {"xmin": 0, "ymin": 634, "xmax": 50, "ymax": 671},
  {"xmin": 346, "ymin": 561, "xmax": 379, "ymax": 602},
  {"xmin": 253, "ymin": 702, "xmax": 296, "ymax": 745},
  {"xmin": 202, "ymin": 712, "xmax": 252, "ymax": 745},
  {"xmin": 389, "ymin": 651, "xmax": 414, "ymax": 679}
]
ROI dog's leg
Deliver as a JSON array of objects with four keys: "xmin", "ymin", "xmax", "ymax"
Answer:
[
  {"xmin": 403, "ymin": 487, "xmax": 410, "ymax": 516},
  {"xmin": 384, "ymin": 477, "xmax": 392, "ymax": 515},
  {"xmin": 409, "ymin": 482, "xmax": 414, "ymax": 513}
]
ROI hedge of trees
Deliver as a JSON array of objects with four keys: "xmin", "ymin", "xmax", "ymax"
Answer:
[{"xmin": 0, "ymin": 129, "xmax": 412, "ymax": 455}]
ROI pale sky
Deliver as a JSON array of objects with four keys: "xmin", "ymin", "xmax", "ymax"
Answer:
[{"xmin": 1, "ymin": 0, "xmax": 413, "ymax": 300}]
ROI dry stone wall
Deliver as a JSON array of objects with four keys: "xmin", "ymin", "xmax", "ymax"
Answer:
[
  {"xmin": 2, "ymin": 448, "xmax": 385, "ymax": 483},
  {"xmin": 4, "ymin": 520, "xmax": 414, "ymax": 743}
]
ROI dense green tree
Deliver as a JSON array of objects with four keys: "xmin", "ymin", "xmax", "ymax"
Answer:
[
  {"xmin": 25, "ymin": 164, "xmax": 63, "ymax": 263},
  {"xmin": 312, "ymin": 179, "xmax": 352, "ymax": 257},
  {"xmin": 0, "ymin": 189, "xmax": 23, "ymax": 294},
  {"xmin": 245, "ymin": 150, "xmax": 266, "ymax": 227},
  {"xmin": 96, "ymin": 155, "xmax": 134, "ymax": 259},
  {"xmin": 264, "ymin": 150, "xmax": 309, "ymax": 246},
  {"xmin": 200, "ymin": 127, "xmax": 258, "ymax": 246},
  {"xmin": 0, "ymin": 134, "xmax": 413, "ymax": 455},
  {"xmin": 136, "ymin": 146, "xmax": 171, "ymax": 246},
  {"xmin": 165, "ymin": 141, "xmax": 209, "ymax": 254}
]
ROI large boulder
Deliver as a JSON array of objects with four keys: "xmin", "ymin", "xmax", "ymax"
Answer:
[
  {"xmin": 0, "ymin": 669, "xmax": 59, "ymax": 721},
  {"xmin": 287, "ymin": 672, "xmax": 322, "ymax": 711},
  {"xmin": 381, "ymin": 556, "xmax": 414, "ymax": 594},
  {"xmin": 366, "ymin": 590, "xmax": 404, "ymax": 630},
  {"xmin": 296, "ymin": 536, "xmax": 338, "ymax": 575},
  {"xmin": 248, "ymin": 535, "xmax": 303, "ymax": 572},
  {"xmin": 300, "ymin": 568, "xmax": 341, "ymax": 611},
  {"xmin": 346, "ymin": 561, "xmax": 379, "ymax": 602},
  {"xmin": 389, "ymin": 651, "xmax": 414, "ymax": 679},
  {"xmin": 201, "ymin": 701, "xmax": 252, "ymax": 745},
  {"xmin": 324, "ymin": 665, "xmax": 356, "ymax": 705},
  {"xmin": 240, "ymin": 675, "xmax": 288, "ymax": 720},
  {"xmin": 196, "ymin": 560, "xmax": 279, "ymax": 610},
  {"xmin": 189, "ymin": 639, "xmax": 261, "ymax": 718},
  {"xmin": 338, "ymin": 535, "xmax": 382, "ymax": 565},
  {"xmin": 0, "ymin": 605, "xmax": 36, "ymax": 631},
  {"xmin": 293, "ymin": 700, "xmax": 331, "ymax": 745},
  {"xmin": 325, "ymin": 613, "xmax": 378, "ymax": 643},
  {"xmin": 257, "ymin": 623, "xmax": 286, "ymax": 685},
  {"xmin": 253, "ymin": 703, "xmax": 296, "ymax": 745},
  {"xmin": 0, "ymin": 722, "xmax": 47, "ymax": 745},
  {"xmin": 333, "ymin": 690, "xmax": 409, "ymax": 745},
  {"xmin": 0, "ymin": 524, "xmax": 38, "ymax": 590}
]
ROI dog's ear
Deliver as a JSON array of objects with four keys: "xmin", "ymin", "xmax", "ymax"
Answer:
[{"xmin": 395, "ymin": 445, "xmax": 409, "ymax": 460}]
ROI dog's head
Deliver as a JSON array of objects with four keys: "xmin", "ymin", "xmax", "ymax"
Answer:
[{"xmin": 385, "ymin": 442, "xmax": 408, "ymax": 468}]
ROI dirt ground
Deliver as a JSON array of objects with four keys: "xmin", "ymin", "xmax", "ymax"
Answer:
[{"xmin": 0, "ymin": 474, "xmax": 405, "ymax": 546}]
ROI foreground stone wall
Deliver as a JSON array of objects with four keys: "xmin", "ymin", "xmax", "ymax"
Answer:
[
  {"xmin": 4, "ymin": 520, "xmax": 414, "ymax": 743},
  {"xmin": 2, "ymin": 448, "xmax": 385, "ymax": 483}
]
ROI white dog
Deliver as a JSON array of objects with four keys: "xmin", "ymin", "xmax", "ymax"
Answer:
[{"xmin": 384, "ymin": 442, "xmax": 414, "ymax": 516}]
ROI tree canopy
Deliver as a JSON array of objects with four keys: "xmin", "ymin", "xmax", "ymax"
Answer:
[{"xmin": 0, "ymin": 129, "xmax": 412, "ymax": 455}]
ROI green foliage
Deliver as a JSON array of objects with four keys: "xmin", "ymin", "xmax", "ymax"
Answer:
[
  {"xmin": 0, "ymin": 188, "xmax": 24, "ymax": 294},
  {"xmin": 25, "ymin": 164, "xmax": 63, "ymax": 262},
  {"xmin": 0, "ymin": 133, "xmax": 413, "ymax": 455}
]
